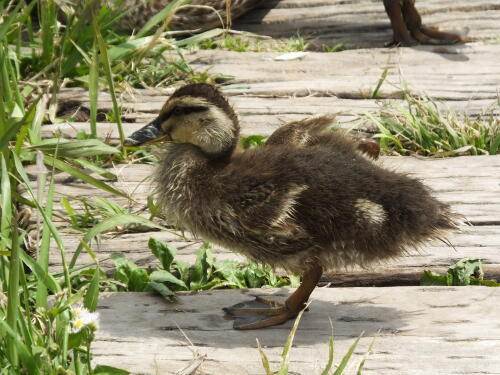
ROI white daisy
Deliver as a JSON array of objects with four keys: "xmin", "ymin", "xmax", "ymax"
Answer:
[{"xmin": 69, "ymin": 303, "xmax": 99, "ymax": 333}]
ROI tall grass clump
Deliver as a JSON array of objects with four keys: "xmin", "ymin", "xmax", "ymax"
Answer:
[
  {"xmin": 0, "ymin": 40, "xmax": 130, "ymax": 372},
  {"xmin": 0, "ymin": 0, "xmax": 208, "ymax": 372},
  {"xmin": 368, "ymin": 94, "xmax": 500, "ymax": 157}
]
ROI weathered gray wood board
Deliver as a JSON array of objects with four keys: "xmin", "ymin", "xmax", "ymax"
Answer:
[
  {"xmin": 48, "ymin": 225, "xmax": 500, "ymax": 286},
  {"xmin": 92, "ymin": 287, "xmax": 500, "ymax": 374},
  {"xmin": 39, "ymin": 155, "xmax": 500, "ymax": 285},
  {"xmin": 235, "ymin": 0, "xmax": 500, "ymax": 49},
  {"xmin": 46, "ymin": 90, "xmax": 500, "ymax": 143},
  {"xmin": 29, "ymin": 155, "xmax": 499, "ymax": 225},
  {"xmin": 35, "ymin": 0, "xmax": 500, "ymax": 288},
  {"xmin": 188, "ymin": 45, "xmax": 500, "ymax": 100},
  {"xmin": 48, "ymin": 42, "xmax": 500, "ymax": 143}
]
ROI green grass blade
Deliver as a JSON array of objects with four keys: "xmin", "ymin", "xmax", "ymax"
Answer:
[
  {"xmin": 20, "ymin": 247, "xmax": 60, "ymax": 294},
  {"xmin": 11, "ymin": 153, "xmax": 66, "ymax": 255},
  {"xmin": 0, "ymin": 320, "xmax": 39, "ymax": 374},
  {"xmin": 93, "ymin": 18, "xmax": 125, "ymax": 150},
  {"xmin": 31, "ymin": 138, "xmax": 120, "ymax": 158},
  {"xmin": 73, "ymin": 158, "xmax": 117, "ymax": 179},
  {"xmin": 42, "ymin": 154, "xmax": 129, "ymax": 199},
  {"xmin": 40, "ymin": 0, "xmax": 57, "ymax": 67},
  {"xmin": 173, "ymin": 28, "xmax": 225, "ymax": 48},
  {"xmin": 0, "ymin": 1, "xmax": 24, "ymax": 41},
  {"xmin": 89, "ymin": 42, "xmax": 99, "ymax": 138},
  {"xmin": 84, "ymin": 264, "xmax": 100, "ymax": 312},
  {"xmin": 357, "ymin": 336, "xmax": 376, "ymax": 375},
  {"xmin": 135, "ymin": 0, "xmax": 191, "ymax": 38},
  {"xmin": 278, "ymin": 306, "xmax": 307, "ymax": 375},
  {"xmin": 70, "ymin": 214, "xmax": 174, "ymax": 268},
  {"xmin": 370, "ymin": 67, "xmax": 388, "ymax": 99},
  {"xmin": 333, "ymin": 333, "xmax": 363, "ymax": 375},
  {"xmin": 0, "ymin": 154, "xmax": 12, "ymax": 247},
  {"xmin": 6, "ymin": 215, "xmax": 20, "ymax": 367},
  {"xmin": 256, "ymin": 338, "xmax": 273, "ymax": 375},
  {"xmin": 320, "ymin": 336, "xmax": 335, "ymax": 375},
  {"xmin": 0, "ymin": 96, "xmax": 38, "ymax": 152},
  {"xmin": 35, "ymin": 174, "xmax": 56, "ymax": 307}
]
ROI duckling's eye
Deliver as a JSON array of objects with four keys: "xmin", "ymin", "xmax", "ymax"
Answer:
[{"xmin": 172, "ymin": 107, "xmax": 184, "ymax": 116}]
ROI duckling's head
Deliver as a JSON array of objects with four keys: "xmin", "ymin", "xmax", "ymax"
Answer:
[{"xmin": 126, "ymin": 83, "xmax": 240, "ymax": 159}]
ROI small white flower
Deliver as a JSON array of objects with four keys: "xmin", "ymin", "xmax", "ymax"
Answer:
[{"xmin": 69, "ymin": 303, "xmax": 99, "ymax": 333}]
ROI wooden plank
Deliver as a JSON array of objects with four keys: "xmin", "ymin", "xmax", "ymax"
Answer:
[
  {"xmin": 38, "ymin": 155, "xmax": 499, "ymax": 285},
  {"xmin": 24, "ymin": 155, "xmax": 500, "ymax": 226},
  {"xmin": 235, "ymin": 0, "xmax": 500, "ymax": 48},
  {"xmin": 48, "ymin": 225, "xmax": 500, "ymax": 287},
  {"xmin": 92, "ymin": 287, "xmax": 500, "ymax": 374},
  {"xmin": 187, "ymin": 45, "xmax": 500, "ymax": 100},
  {"xmin": 46, "ymin": 91, "xmax": 499, "ymax": 142}
]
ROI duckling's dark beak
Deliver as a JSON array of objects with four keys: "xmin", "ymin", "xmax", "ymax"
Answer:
[{"xmin": 124, "ymin": 117, "xmax": 170, "ymax": 146}]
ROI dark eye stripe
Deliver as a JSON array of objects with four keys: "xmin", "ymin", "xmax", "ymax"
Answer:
[
  {"xmin": 156, "ymin": 105, "xmax": 209, "ymax": 126},
  {"xmin": 167, "ymin": 105, "xmax": 208, "ymax": 117}
]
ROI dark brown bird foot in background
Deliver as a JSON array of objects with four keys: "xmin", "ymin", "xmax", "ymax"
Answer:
[
  {"xmin": 223, "ymin": 296, "xmax": 297, "ymax": 330},
  {"xmin": 357, "ymin": 139, "xmax": 380, "ymax": 160},
  {"xmin": 383, "ymin": 0, "xmax": 471, "ymax": 46}
]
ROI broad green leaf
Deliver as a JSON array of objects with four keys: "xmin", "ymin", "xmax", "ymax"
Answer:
[
  {"xmin": 214, "ymin": 260, "xmax": 246, "ymax": 288},
  {"xmin": 420, "ymin": 270, "xmax": 448, "ymax": 286},
  {"xmin": 111, "ymin": 253, "xmax": 149, "ymax": 291},
  {"xmin": 148, "ymin": 237, "xmax": 177, "ymax": 271},
  {"xmin": 447, "ymin": 258, "xmax": 483, "ymax": 286},
  {"xmin": 471, "ymin": 277, "xmax": 500, "ymax": 287},
  {"xmin": 150, "ymin": 269, "xmax": 187, "ymax": 290},
  {"xmin": 148, "ymin": 281, "xmax": 175, "ymax": 299},
  {"xmin": 189, "ymin": 243, "xmax": 212, "ymax": 290}
]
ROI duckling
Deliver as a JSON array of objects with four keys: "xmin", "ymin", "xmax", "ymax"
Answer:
[
  {"xmin": 126, "ymin": 83, "xmax": 458, "ymax": 330},
  {"xmin": 116, "ymin": 0, "xmax": 468, "ymax": 45}
]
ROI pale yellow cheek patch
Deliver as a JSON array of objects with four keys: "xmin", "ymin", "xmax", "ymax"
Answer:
[
  {"xmin": 354, "ymin": 198, "xmax": 387, "ymax": 225},
  {"xmin": 169, "ymin": 120, "xmax": 202, "ymax": 143}
]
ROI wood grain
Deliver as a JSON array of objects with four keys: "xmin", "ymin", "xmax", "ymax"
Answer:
[{"xmin": 91, "ymin": 287, "xmax": 500, "ymax": 374}]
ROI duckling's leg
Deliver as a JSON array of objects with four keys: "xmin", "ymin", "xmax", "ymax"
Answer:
[
  {"xmin": 223, "ymin": 264, "xmax": 323, "ymax": 330},
  {"xmin": 383, "ymin": 0, "xmax": 469, "ymax": 46}
]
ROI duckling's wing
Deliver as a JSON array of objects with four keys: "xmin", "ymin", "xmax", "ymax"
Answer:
[
  {"xmin": 227, "ymin": 180, "xmax": 310, "ymax": 240},
  {"xmin": 265, "ymin": 115, "xmax": 335, "ymax": 146},
  {"xmin": 265, "ymin": 115, "xmax": 380, "ymax": 159}
]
